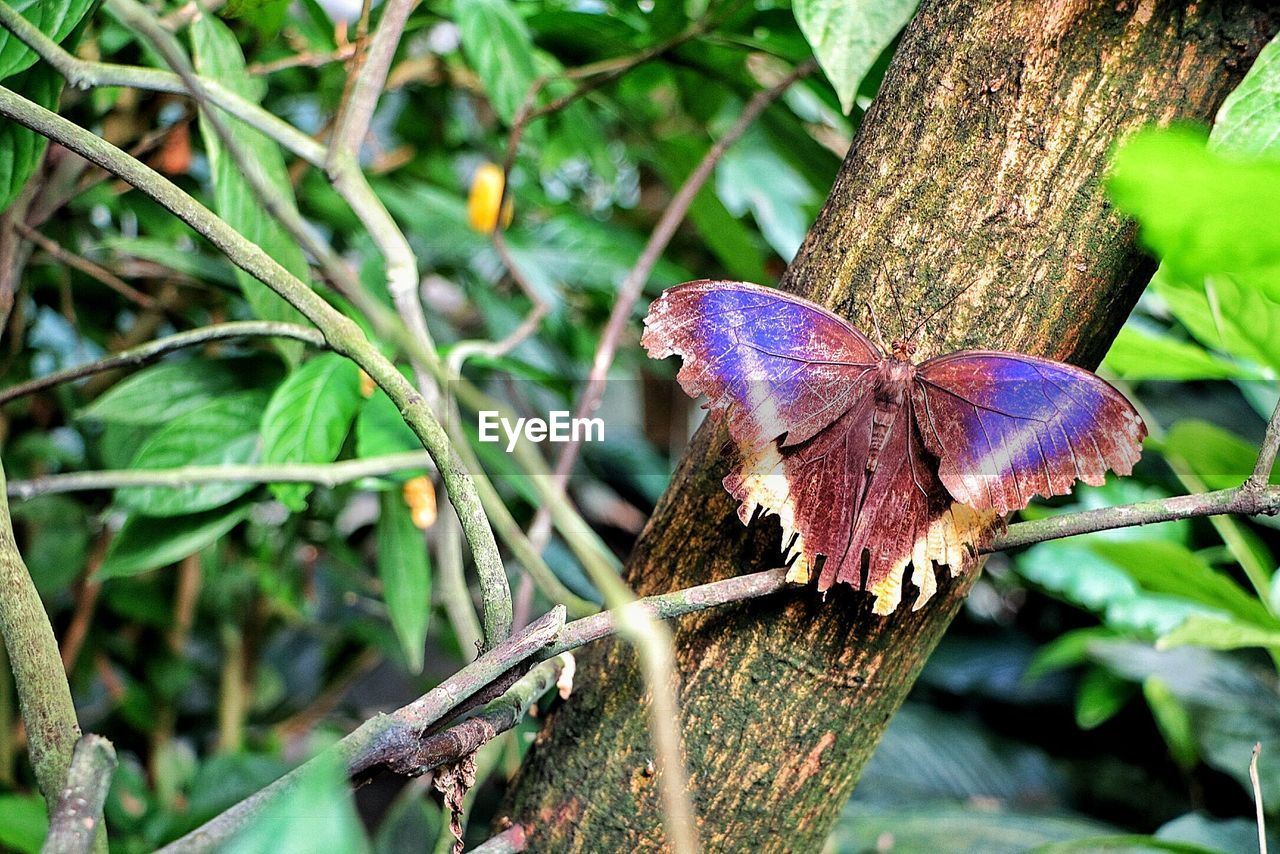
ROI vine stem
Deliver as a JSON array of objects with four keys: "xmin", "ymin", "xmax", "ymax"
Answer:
[
  {"xmin": 0, "ymin": 83, "xmax": 513, "ymax": 650},
  {"xmin": 0, "ymin": 464, "xmax": 83, "ymax": 820},
  {"xmin": 0, "ymin": 321, "xmax": 325, "ymax": 406}
]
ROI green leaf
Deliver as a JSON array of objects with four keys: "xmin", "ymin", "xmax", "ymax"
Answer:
[
  {"xmin": 190, "ymin": 12, "xmax": 309, "ymax": 362},
  {"xmin": 654, "ymin": 138, "xmax": 768, "ymax": 283},
  {"xmin": 1157, "ymin": 614, "xmax": 1280, "ymax": 652},
  {"xmin": 1143, "ymin": 677, "xmax": 1199, "ymax": 770},
  {"xmin": 260, "ymin": 354, "xmax": 362, "ymax": 510},
  {"xmin": 792, "ymin": 0, "xmax": 918, "ymax": 114},
  {"xmin": 833, "ymin": 802, "xmax": 1119, "ymax": 853},
  {"xmin": 377, "ymin": 492, "xmax": 432, "ymax": 672},
  {"xmin": 1089, "ymin": 538, "xmax": 1275, "ymax": 628},
  {"xmin": 715, "ymin": 126, "xmax": 818, "ymax": 261},
  {"xmin": 1074, "ymin": 666, "xmax": 1135, "ymax": 729},
  {"xmin": 99, "ymin": 503, "xmax": 251, "ymax": 580},
  {"xmin": 80, "ymin": 358, "xmax": 260, "ymax": 425},
  {"xmin": 1154, "ymin": 269, "xmax": 1280, "ymax": 374},
  {"xmin": 0, "ymin": 794, "xmax": 47, "ymax": 854},
  {"xmin": 1164, "ymin": 419, "xmax": 1275, "ymax": 491},
  {"xmin": 1211, "ymin": 32, "xmax": 1280, "ymax": 158},
  {"xmin": 1107, "ymin": 127, "xmax": 1280, "ymax": 287},
  {"xmin": 1102, "ymin": 324, "xmax": 1265, "ymax": 380},
  {"xmin": 355, "ymin": 380, "xmax": 422, "ymax": 461},
  {"xmin": 115, "ymin": 392, "xmax": 268, "ymax": 516},
  {"xmin": 225, "ymin": 748, "xmax": 368, "ymax": 854},
  {"xmin": 457, "ymin": 0, "xmax": 538, "ymax": 123},
  {"xmin": 8, "ymin": 495, "xmax": 88, "ymax": 596},
  {"xmin": 0, "ymin": 0, "xmax": 95, "ymax": 80},
  {"xmin": 0, "ymin": 63, "xmax": 59, "ymax": 210}
]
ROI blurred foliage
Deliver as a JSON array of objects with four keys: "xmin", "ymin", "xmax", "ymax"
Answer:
[{"xmin": 0, "ymin": 0, "xmax": 1276, "ymax": 851}]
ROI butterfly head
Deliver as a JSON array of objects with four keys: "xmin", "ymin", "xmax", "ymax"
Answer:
[{"xmin": 891, "ymin": 338, "xmax": 917, "ymax": 362}]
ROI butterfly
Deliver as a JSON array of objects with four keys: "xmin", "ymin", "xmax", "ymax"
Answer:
[{"xmin": 641, "ymin": 280, "xmax": 1147, "ymax": 615}]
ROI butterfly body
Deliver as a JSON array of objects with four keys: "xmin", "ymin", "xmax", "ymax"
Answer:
[{"xmin": 642, "ymin": 280, "xmax": 1147, "ymax": 614}]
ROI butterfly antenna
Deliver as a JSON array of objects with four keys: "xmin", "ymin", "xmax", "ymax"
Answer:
[
  {"xmin": 909, "ymin": 279, "xmax": 980, "ymax": 342},
  {"xmin": 865, "ymin": 300, "xmax": 889, "ymax": 351}
]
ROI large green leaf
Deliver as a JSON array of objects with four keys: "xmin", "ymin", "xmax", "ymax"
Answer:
[
  {"xmin": 792, "ymin": 0, "xmax": 918, "ymax": 114},
  {"xmin": 80, "ymin": 357, "xmax": 271, "ymax": 425},
  {"xmin": 1109, "ymin": 128, "xmax": 1280, "ymax": 288},
  {"xmin": 225, "ymin": 749, "xmax": 368, "ymax": 854},
  {"xmin": 1211, "ymin": 31, "xmax": 1280, "ymax": 158},
  {"xmin": 99, "ymin": 503, "xmax": 251, "ymax": 580},
  {"xmin": 115, "ymin": 391, "xmax": 268, "ymax": 516},
  {"xmin": 376, "ymin": 491, "xmax": 432, "ymax": 673},
  {"xmin": 0, "ymin": 0, "xmax": 95, "ymax": 80},
  {"xmin": 260, "ymin": 353, "xmax": 362, "ymax": 510},
  {"xmin": 1158, "ymin": 614, "xmax": 1280, "ymax": 653},
  {"xmin": 1154, "ymin": 269, "xmax": 1280, "ymax": 374},
  {"xmin": 457, "ymin": 0, "xmax": 538, "ymax": 123},
  {"xmin": 190, "ymin": 12, "xmax": 309, "ymax": 362},
  {"xmin": 715, "ymin": 126, "xmax": 818, "ymax": 262},
  {"xmin": 1163, "ymin": 419, "xmax": 1275, "ymax": 491},
  {"xmin": 1102, "ymin": 324, "xmax": 1265, "ymax": 381}
]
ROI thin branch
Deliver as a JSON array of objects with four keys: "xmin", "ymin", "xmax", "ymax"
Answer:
[
  {"xmin": 1253, "ymin": 743, "xmax": 1268, "ymax": 854},
  {"xmin": 0, "ymin": 462, "xmax": 82, "ymax": 811},
  {"xmin": 6, "ymin": 452, "xmax": 434, "ymax": 500},
  {"xmin": 158, "ymin": 607, "xmax": 567, "ymax": 853},
  {"xmin": 384, "ymin": 654, "xmax": 572, "ymax": 776},
  {"xmin": 0, "ymin": 83, "xmax": 512, "ymax": 648},
  {"xmin": 15, "ymin": 222, "xmax": 160, "ymax": 310},
  {"xmin": 0, "ymin": 1, "xmax": 326, "ymax": 167},
  {"xmin": 1250, "ymin": 396, "xmax": 1280, "ymax": 490},
  {"xmin": 40, "ymin": 734, "xmax": 117, "ymax": 854},
  {"xmin": 992, "ymin": 484, "xmax": 1280, "ymax": 551},
  {"xmin": 0, "ymin": 321, "xmax": 325, "ymax": 406},
  {"xmin": 327, "ymin": 0, "xmax": 414, "ymax": 167},
  {"xmin": 526, "ymin": 58, "xmax": 817, "ymax": 552},
  {"xmin": 445, "ymin": 231, "xmax": 549, "ymax": 376}
]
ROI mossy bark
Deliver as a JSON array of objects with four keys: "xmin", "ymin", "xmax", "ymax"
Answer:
[{"xmin": 505, "ymin": 1, "xmax": 1278, "ymax": 849}]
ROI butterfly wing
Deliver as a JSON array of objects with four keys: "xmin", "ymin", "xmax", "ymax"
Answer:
[
  {"xmin": 912, "ymin": 351, "xmax": 1147, "ymax": 515},
  {"xmin": 641, "ymin": 280, "xmax": 880, "ymax": 451}
]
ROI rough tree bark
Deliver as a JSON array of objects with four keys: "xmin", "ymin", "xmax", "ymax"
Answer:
[{"xmin": 505, "ymin": 1, "xmax": 1278, "ymax": 849}]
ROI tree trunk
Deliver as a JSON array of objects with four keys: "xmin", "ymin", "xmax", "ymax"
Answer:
[{"xmin": 505, "ymin": 1, "xmax": 1277, "ymax": 849}]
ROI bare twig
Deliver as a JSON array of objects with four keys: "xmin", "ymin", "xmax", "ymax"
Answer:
[
  {"xmin": 1253, "ymin": 743, "xmax": 1268, "ymax": 854},
  {"xmin": 40, "ymin": 735, "xmax": 117, "ymax": 854},
  {"xmin": 0, "ymin": 1, "xmax": 326, "ymax": 167},
  {"xmin": 6, "ymin": 452, "xmax": 434, "ymax": 500},
  {"xmin": 526, "ymin": 58, "xmax": 817, "ymax": 553},
  {"xmin": 385, "ymin": 654, "xmax": 572, "ymax": 776},
  {"xmin": 0, "ymin": 321, "xmax": 325, "ymax": 406},
  {"xmin": 158, "ymin": 608, "xmax": 567, "ymax": 853},
  {"xmin": 993, "ymin": 484, "xmax": 1280, "ymax": 551},
  {"xmin": 328, "ymin": 0, "xmax": 415, "ymax": 166},
  {"xmin": 1250, "ymin": 397, "xmax": 1280, "ymax": 490},
  {"xmin": 248, "ymin": 44, "xmax": 357, "ymax": 76},
  {"xmin": 14, "ymin": 222, "xmax": 160, "ymax": 310}
]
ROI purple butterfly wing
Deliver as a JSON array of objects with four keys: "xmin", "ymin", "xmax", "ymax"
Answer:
[
  {"xmin": 912, "ymin": 351, "xmax": 1147, "ymax": 515},
  {"xmin": 641, "ymin": 281, "xmax": 879, "ymax": 451}
]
